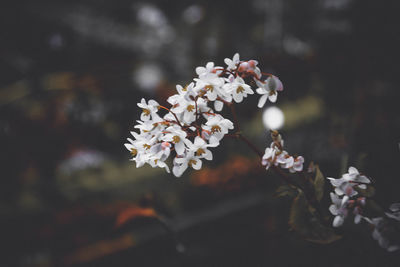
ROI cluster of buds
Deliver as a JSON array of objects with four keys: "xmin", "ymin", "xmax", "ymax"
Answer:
[
  {"xmin": 261, "ymin": 130, "xmax": 304, "ymax": 173},
  {"xmin": 125, "ymin": 53, "xmax": 284, "ymax": 177},
  {"xmin": 327, "ymin": 167, "xmax": 371, "ymax": 227}
]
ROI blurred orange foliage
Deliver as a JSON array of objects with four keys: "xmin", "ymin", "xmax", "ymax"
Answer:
[
  {"xmin": 114, "ymin": 206, "xmax": 157, "ymax": 228},
  {"xmin": 191, "ymin": 155, "xmax": 261, "ymax": 192}
]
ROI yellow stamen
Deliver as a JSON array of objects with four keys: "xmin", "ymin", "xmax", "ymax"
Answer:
[
  {"xmin": 143, "ymin": 144, "xmax": 151, "ymax": 150},
  {"xmin": 236, "ymin": 86, "xmax": 245, "ymax": 94},
  {"xmin": 187, "ymin": 105, "xmax": 195, "ymax": 112},
  {"xmin": 188, "ymin": 159, "xmax": 197, "ymax": 167},
  {"xmin": 130, "ymin": 148, "xmax": 137, "ymax": 156},
  {"xmin": 173, "ymin": 136, "xmax": 180, "ymax": 143},
  {"xmin": 142, "ymin": 108, "xmax": 150, "ymax": 116},
  {"xmin": 211, "ymin": 125, "xmax": 221, "ymax": 133},
  {"xmin": 205, "ymin": 85, "xmax": 214, "ymax": 92},
  {"xmin": 196, "ymin": 148, "xmax": 205, "ymax": 156}
]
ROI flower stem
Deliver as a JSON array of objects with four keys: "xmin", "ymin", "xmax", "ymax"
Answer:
[{"xmin": 159, "ymin": 105, "xmax": 183, "ymax": 127}]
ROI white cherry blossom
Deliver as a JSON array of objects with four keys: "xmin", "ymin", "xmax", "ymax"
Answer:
[
  {"xmin": 137, "ymin": 98, "xmax": 160, "ymax": 121},
  {"xmin": 223, "ymin": 76, "xmax": 254, "ymax": 103},
  {"xmin": 224, "ymin": 53, "xmax": 240, "ymax": 71}
]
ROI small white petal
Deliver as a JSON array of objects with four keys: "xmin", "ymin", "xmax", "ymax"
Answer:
[
  {"xmin": 333, "ymin": 216, "xmax": 344, "ymax": 227},
  {"xmin": 257, "ymin": 94, "xmax": 269, "ymax": 108}
]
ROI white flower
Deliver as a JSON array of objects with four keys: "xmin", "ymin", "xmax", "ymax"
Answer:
[
  {"xmin": 261, "ymin": 146, "xmax": 278, "ymax": 170},
  {"xmin": 195, "ymin": 62, "xmax": 221, "ymax": 77},
  {"xmin": 289, "ymin": 156, "xmax": 304, "ymax": 173},
  {"xmin": 327, "ymin": 166, "xmax": 371, "ymax": 195},
  {"xmin": 137, "ymin": 98, "xmax": 160, "ymax": 121},
  {"xmin": 342, "ymin": 166, "xmax": 371, "ymax": 189},
  {"xmin": 329, "ymin": 192, "xmax": 348, "ymax": 227},
  {"xmin": 184, "ymin": 136, "xmax": 219, "ymax": 160},
  {"xmin": 162, "ymin": 126, "xmax": 188, "ymax": 155},
  {"xmin": 194, "ymin": 75, "xmax": 227, "ymax": 102},
  {"xmin": 275, "ymin": 151, "xmax": 294, "ymax": 169},
  {"xmin": 237, "ymin": 60, "xmax": 261, "ymax": 78},
  {"xmin": 172, "ymin": 152, "xmax": 203, "ymax": 177},
  {"xmin": 223, "ymin": 76, "xmax": 254, "ymax": 103},
  {"xmin": 203, "ymin": 115, "xmax": 234, "ymax": 141},
  {"xmin": 224, "ymin": 53, "xmax": 240, "ymax": 71},
  {"xmin": 255, "ymin": 75, "xmax": 283, "ymax": 108}
]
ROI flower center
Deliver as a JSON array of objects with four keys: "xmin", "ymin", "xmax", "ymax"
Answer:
[
  {"xmin": 187, "ymin": 105, "xmax": 195, "ymax": 112},
  {"xmin": 211, "ymin": 125, "xmax": 221, "ymax": 133},
  {"xmin": 236, "ymin": 86, "xmax": 245, "ymax": 94},
  {"xmin": 142, "ymin": 108, "xmax": 150, "ymax": 116},
  {"xmin": 188, "ymin": 159, "xmax": 197, "ymax": 167},
  {"xmin": 205, "ymin": 85, "xmax": 214, "ymax": 92},
  {"xmin": 143, "ymin": 144, "xmax": 151, "ymax": 150},
  {"xmin": 173, "ymin": 136, "xmax": 180, "ymax": 143},
  {"xmin": 196, "ymin": 148, "xmax": 205, "ymax": 156},
  {"xmin": 130, "ymin": 148, "xmax": 137, "ymax": 156}
]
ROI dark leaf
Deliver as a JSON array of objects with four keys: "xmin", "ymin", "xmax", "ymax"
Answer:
[
  {"xmin": 313, "ymin": 165, "xmax": 325, "ymax": 202},
  {"xmin": 289, "ymin": 190, "xmax": 342, "ymax": 244}
]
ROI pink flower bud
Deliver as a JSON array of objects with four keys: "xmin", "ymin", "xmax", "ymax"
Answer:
[{"xmin": 161, "ymin": 142, "xmax": 171, "ymax": 150}]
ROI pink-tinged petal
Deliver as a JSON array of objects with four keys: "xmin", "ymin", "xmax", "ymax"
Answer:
[
  {"xmin": 267, "ymin": 75, "xmax": 283, "ymax": 91},
  {"xmin": 257, "ymin": 94, "xmax": 269, "ymax": 108}
]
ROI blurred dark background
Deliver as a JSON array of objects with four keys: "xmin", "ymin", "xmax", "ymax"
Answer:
[{"xmin": 1, "ymin": 0, "xmax": 400, "ymax": 266}]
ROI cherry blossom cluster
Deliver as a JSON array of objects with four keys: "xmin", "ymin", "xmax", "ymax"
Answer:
[
  {"xmin": 327, "ymin": 167, "xmax": 371, "ymax": 227},
  {"xmin": 125, "ymin": 53, "xmax": 284, "ymax": 177},
  {"xmin": 261, "ymin": 130, "xmax": 304, "ymax": 173},
  {"xmin": 328, "ymin": 167, "xmax": 400, "ymax": 251}
]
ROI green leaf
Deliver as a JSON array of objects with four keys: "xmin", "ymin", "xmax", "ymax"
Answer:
[
  {"xmin": 313, "ymin": 165, "xmax": 325, "ymax": 202},
  {"xmin": 274, "ymin": 185, "xmax": 297, "ymax": 198},
  {"xmin": 289, "ymin": 190, "xmax": 342, "ymax": 244}
]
